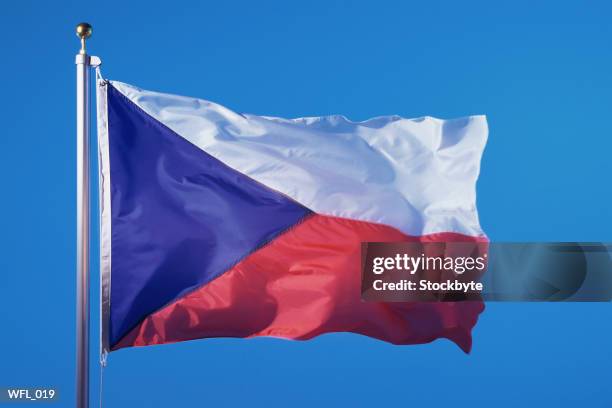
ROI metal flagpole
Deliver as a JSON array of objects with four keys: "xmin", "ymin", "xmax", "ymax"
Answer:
[{"xmin": 75, "ymin": 22, "xmax": 93, "ymax": 408}]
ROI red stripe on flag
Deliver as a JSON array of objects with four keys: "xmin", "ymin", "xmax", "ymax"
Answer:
[{"xmin": 113, "ymin": 214, "xmax": 485, "ymax": 352}]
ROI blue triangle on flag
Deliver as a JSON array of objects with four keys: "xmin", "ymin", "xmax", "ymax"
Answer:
[{"xmin": 106, "ymin": 85, "xmax": 312, "ymax": 347}]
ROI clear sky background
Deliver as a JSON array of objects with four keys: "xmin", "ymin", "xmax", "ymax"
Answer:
[{"xmin": 0, "ymin": 1, "xmax": 610, "ymax": 407}]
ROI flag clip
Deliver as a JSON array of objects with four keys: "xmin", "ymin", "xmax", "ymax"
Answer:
[{"xmin": 90, "ymin": 55, "xmax": 102, "ymax": 68}]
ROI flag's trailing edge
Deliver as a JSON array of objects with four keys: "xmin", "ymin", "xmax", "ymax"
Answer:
[{"xmin": 97, "ymin": 75, "xmax": 488, "ymax": 359}]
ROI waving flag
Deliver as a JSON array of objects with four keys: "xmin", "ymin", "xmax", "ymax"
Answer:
[{"xmin": 96, "ymin": 79, "xmax": 488, "ymax": 356}]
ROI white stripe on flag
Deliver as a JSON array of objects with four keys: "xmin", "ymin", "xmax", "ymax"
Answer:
[{"xmin": 111, "ymin": 81, "xmax": 487, "ymax": 237}]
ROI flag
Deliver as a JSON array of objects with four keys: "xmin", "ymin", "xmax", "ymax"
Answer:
[{"xmin": 96, "ymin": 79, "xmax": 488, "ymax": 355}]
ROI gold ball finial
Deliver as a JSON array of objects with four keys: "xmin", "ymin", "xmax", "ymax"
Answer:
[
  {"xmin": 76, "ymin": 23, "xmax": 92, "ymax": 54},
  {"xmin": 76, "ymin": 22, "xmax": 92, "ymax": 39}
]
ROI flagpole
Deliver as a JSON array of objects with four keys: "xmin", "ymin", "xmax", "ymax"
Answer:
[{"xmin": 75, "ymin": 22, "xmax": 92, "ymax": 408}]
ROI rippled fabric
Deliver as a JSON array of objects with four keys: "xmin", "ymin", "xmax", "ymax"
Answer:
[
  {"xmin": 106, "ymin": 85, "xmax": 312, "ymax": 346},
  {"xmin": 114, "ymin": 214, "xmax": 485, "ymax": 353},
  {"xmin": 112, "ymin": 81, "xmax": 487, "ymax": 237},
  {"xmin": 100, "ymin": 80, "xmax": 488, "ymax": 352}
]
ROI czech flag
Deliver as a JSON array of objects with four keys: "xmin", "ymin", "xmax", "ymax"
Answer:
[{"xmin": 96, "ymin": 79, "xmax": 488, "ymax": 356}]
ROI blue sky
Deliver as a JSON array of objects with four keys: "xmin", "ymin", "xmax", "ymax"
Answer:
[{"xmin": 0, "ymin": 1, "xmax": 610, "ymax": 406}]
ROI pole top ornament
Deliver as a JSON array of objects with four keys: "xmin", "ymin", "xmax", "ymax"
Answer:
[
  {"xmin": 76, "ymin": 23, "xmax": 92, "ymax": 39},
  {"xmin": 76, "ymin": 23, "xmax": 92, "ymax": 54}
]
